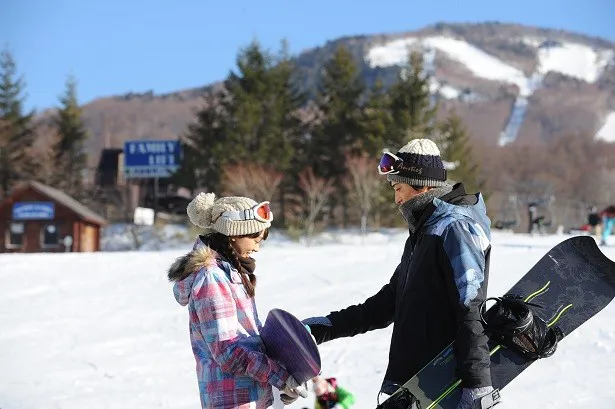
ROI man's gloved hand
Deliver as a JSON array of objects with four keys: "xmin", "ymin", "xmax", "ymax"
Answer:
[
  {"xmin": 280, "ymin": 376, "xmax": 308, "ymax": 405},
  {"xmin": 302, "ymin": 316, "xmax": 333, "ymax": 344},
  {"xmin": 456, "ymin": 386, "xmax": 500, "ymax": 409}
]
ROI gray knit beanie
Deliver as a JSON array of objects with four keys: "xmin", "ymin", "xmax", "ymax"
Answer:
[
  {"xmin": 386, "ymin": 138, "xmax": 448, "ymax": 187},
  {"xmin": 186, "ymin": 192, "xmax": 272, "ymax": 236}
]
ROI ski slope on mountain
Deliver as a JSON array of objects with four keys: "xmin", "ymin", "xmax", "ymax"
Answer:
[
  {"xmin": 1, "ymin": 230, "xmax": 614, "ymax": 409},
  {"xmin": 367, "ymin": 34, "xmax": 614, "ymax": 146},
  {"xmin": 367, "ymin": 35, "xmax": 613, "ymax": 89},
  {"xmin": 531, "ymin": 40, "xmax": 614, "ymax": 83},
  {"xmin": 596, "ymin": 112, "xmax": 615, "ymax": 143},
  {"xmin": 367, "ymin": 36, "xmax": 531, "ymax": 94}
]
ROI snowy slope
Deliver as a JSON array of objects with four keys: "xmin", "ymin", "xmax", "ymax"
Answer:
[
  {"xmin": 423, "ymin": 36, "xmax": 531, "ymax": 95},
  {"xmin": 367, "ymin": 36, "xmax": 614, "ymax": 91},
  {"xmin": 530, "ymin": 39, "xmax": 614, "ymax": 83},
  {"xmin": 1, "ymin": 230, "xmax": 615, "ymax": 409},
  {"xmin": 366, "ymin": 37, "xmax": 418, "ymax": 67},
  {"xmin": 367, "ymin": 36, "xmax": 531, "ymax": 95},
  {"xmin": 368, "ymin": 35, "xmax": 615, "ymax": 145},
  {"xmin": 596, "ymin": 112, "xmax": 615, "ymax": 143}
]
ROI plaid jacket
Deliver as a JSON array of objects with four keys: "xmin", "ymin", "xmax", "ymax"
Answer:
[{"xmin": 169, "ymin": 239, "xmax": 290, "ymax": 409}]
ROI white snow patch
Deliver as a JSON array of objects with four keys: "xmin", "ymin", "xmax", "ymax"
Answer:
[
  {"xmin": 596, "ymin": 112, "xmax": 615, "ymax": 143},
  {"xmin": 537, "ymin": 43, "xmax": 613, "ymax": 83},
  {"xmin": 367, "ymin": 36, "xmax": 531, "ymax": 95},
  {"xmin": 422, "ymin": 37, "xmax": 531, "ymax": 95},
  {"xmin": 439, "ymin": 84, "xmax": 461, "ymax": 99},
  {"xmin": 366, "ymin": 37, "xmax": 418, "ymax": 67},
  {"xmin": 429, "ymin": 78, "xmax": 461, "ymax": 99}
]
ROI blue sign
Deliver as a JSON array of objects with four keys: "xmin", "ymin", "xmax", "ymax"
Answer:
[
  {"xmin": 123, "ymin": 140, "xmax": 182, "ymax": 178},
  {"xmin": 13, "ymin": 202, "xmax": 55, "ymax": 220}
]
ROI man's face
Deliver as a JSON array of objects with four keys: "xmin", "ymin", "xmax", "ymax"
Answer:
[{"xmin": 391, "ymin": 182, "xmax": 429, "ymax": 205}]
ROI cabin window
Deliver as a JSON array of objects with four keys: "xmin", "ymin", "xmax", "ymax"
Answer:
[
  {"xmin": 41, "ymin": 224, "xmax": 60, "ymax": 248},
  {"xmin": 6, "ymin": 222, "xmax": 25, "ymax": 248}
]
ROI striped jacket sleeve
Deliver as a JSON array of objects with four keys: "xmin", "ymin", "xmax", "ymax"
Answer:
[{"xmin": 193, "ymin": 267, "xmax": 291, "ymax": 390}]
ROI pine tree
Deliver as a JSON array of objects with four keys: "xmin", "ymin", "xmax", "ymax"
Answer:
[
  {"xmin": 437, "ymin": 111, "xmax": 482, "ymax": 192},
  {"xmin": 310, "ymin": 45, "xmax": 365, "ymax": 225},
  {"xmin": 264, "ymin": 40, "xmax": 308, "ymax": 226},
  {"xmin": 260, "ymin": 40, "xmax": 306, "ymax": 171},
  {"xmin": 311, "ymin": 45, "xmax": 365, "ymax": 176},
  {"xmin": 0, "ymin": 47, "xmax": 37, "ymax": 198},
  {"xmin": 221, "ymin": 40, "xmax": 272, "ymax": 165},
  {"xmin": 215, "ymin": 39, "xmax": 309, "ymax": 226},
  {"xmin": 173, "ymin": 90, "xmax": 226, "ymax": 193},
  {"xmin": 361, "ymin": 78, "xmax": 393, "ymax": 156},
  {"xmin": 388, "ymin": 51, "xmax": 437, "ymax": 147},
  {"xmin": 53, "ymin": 75, "xmax": 88, "ymax": 197}
]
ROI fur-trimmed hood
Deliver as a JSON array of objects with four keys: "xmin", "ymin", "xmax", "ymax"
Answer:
[{"xmin": 168, "ymin": 245, "xmax": 218, "ymax": 306}]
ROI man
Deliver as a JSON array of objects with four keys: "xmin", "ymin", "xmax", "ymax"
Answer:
[{"xmin": 303, "ymin": 139, "xmax": 499, "ymax": 409}]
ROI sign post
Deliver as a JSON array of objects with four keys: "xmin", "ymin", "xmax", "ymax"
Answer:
[
  {"xmin": 123, "ymin": 140, "xmax": 182, "ymax": 220},
  {"xmin": 123, "ymin": 140, "xmax": 181, "ymax": 178}
]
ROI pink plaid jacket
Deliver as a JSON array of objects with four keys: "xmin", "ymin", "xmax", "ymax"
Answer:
[{"xmin": 169, "ymin": 239, "xmax": 290, "ymax": 409}]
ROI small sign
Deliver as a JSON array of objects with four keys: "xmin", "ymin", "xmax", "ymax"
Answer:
[
  {"xmin": 134, "ymin": 207, "xmax": 155, "ymax": 226},
  {"xmin": 12, "ymin": 202, "xmax": 55, "ymax": 220},
  {"xmin": 123, "ymin": 140, "xmax": 181, "ymax": 178}
]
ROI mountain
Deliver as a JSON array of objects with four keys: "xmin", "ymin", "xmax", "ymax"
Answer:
[{"xmin": 35, "ymin": 22, "xmax": 615, "ymax": 166}]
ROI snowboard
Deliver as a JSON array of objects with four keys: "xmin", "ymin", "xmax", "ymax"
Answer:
[
  {"xmin": 379, "ymin": 236, "xmax": 615, "ymax": 409},
  {"xmin": 261, "ymin": 308, "xmax": 321, "ymax": 384}
]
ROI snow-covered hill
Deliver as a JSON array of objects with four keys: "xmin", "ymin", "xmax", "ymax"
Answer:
[{"xmin": 366, "ymin": 33, "xmax": 615, "ymax": 145}]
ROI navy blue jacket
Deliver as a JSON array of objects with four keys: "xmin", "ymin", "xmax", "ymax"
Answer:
[{"xmin": 310, "ymin": 184, "xmax": 492, "ymax": 390}]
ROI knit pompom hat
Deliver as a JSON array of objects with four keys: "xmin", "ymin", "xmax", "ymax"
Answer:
[
  {"xmin": 386, "ymin": 138, "xmax": 448, "ymax": 187},
  {"xmin": 186, "ymin": 192, "xmax": 272, "ymax": 236}
]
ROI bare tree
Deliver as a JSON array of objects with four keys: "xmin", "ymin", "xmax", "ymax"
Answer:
[
  {"xmin": 220, "ymin": 163, "xmax": 283, "ymax": 201},
  {"xmin": 343, "ymin": 153, "xmax": 381, "ymax": 238},
  {"xmin": 297, "ymin": 167, "xmax": 334, "ymax": 245}
]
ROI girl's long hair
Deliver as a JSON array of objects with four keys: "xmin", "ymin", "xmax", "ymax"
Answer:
[{"xmin": 204, "ymin": 229, "xmax": 268, "ymax": 298}]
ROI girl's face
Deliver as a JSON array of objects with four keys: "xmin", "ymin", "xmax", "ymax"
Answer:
[{"xmin": 231, "ymin": 230, "xmax": 267, "ymax": 258}]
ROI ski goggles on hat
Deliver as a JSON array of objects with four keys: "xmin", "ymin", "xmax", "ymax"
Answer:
[
  {"xmin": 377, "ymin": 151, "xmax": 447, "ymax": 181},
  {"xmin": 221, "ymin": 201, "xmax": 274, "ymax": 223}
]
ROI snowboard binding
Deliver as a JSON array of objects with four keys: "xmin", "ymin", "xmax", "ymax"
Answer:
[
  {"xmin": 376, "ymin": 386, "xmax": 422, "ymax": 409},
  {"xmin": 480, "ymin": 294, "xmax": 564, "ymax": 360}
]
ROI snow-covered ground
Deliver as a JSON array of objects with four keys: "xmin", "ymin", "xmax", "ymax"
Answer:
[{"xmin": 1, "ymin": 229, "xmax": 614, "ymax": 409}]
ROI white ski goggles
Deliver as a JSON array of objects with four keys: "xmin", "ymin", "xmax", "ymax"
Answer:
[{"xmin": 220, "ymin": 201, "xmax": 273, "ymax": 223}]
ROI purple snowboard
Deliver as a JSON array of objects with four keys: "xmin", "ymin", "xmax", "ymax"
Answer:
[{"xmin": 260, "ymin": 308, "xmax": 321, "ymax": 384}]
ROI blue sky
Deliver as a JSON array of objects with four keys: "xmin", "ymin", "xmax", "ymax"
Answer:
[{"xmin": 2, "ymin": 0, "xmax": 614, "ymax": 111}]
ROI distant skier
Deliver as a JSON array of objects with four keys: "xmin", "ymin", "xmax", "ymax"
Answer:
[
  {"xmin": 303, "ymin": 139, "xmax": 499, "ymax": 409},
  {"xmin": 527, "ymin": 202, "xmax": 546, "ymax": 235},
  {"xmin": 312, "ymin": 376, "xmax": 355, "ymax": 409},
  {"xmin": 587, "ymin": 206, "xmax": 601, "ymax": 236},
  {"xmin": 600, "ymin": 205, "xmax": 615, "ymax": 245},
  {"xmin": 167, "ymin": 193, "xmax": 306, "ymax": 409}
]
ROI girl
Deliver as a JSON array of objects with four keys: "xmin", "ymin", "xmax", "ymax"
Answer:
[{"xmin": 168, "ymin": 192, "xmax": 305, "ymax": 409}]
